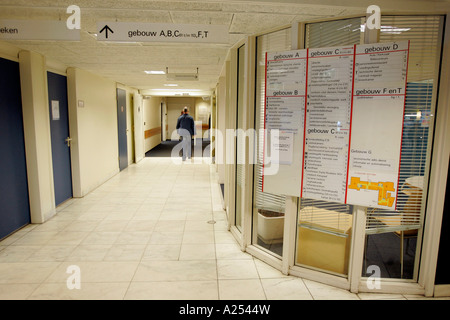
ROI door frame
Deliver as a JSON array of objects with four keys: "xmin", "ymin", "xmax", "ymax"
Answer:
[{"xmin": 116, "ymin": 88, "xmax": 128, "ymax": 171}]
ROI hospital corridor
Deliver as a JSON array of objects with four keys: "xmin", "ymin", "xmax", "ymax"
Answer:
[{"xmin": 1, "ymin": 0, "xmax": 450, "ymax": 303}]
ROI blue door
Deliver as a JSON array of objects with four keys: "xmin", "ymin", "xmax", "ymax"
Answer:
[
  {"xmin": 117, "ymin": 88, "xmax": 128, "ymax": 171},
  {"xmin": 0, "ymin": 58, "xmax": 30, "ymax": 239},
  {"xmin": 48, "ymin": 72, "xmax": 73, "ymax": 206}
]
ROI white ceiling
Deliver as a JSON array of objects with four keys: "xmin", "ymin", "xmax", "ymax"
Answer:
[{"xmin": 1, "ymin": 0, "xmax": 449, "ymax": 96}]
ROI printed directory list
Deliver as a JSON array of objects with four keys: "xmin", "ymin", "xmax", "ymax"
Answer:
[
  {"xmin": 302, "ymin": 46, "xmax": 355, "ymax": 203},
  {"xmin": 346, "ymin": 41, "xmax": 409, "ymax": 209},
  {"xmin": 263, "ymin": 50, "xmax": 307, "ymax": 196}
]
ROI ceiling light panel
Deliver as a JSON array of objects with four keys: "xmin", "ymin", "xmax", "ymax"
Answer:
[{"xmin": 144, "ymin": 70, "xmax": 165, "ymax": 74}]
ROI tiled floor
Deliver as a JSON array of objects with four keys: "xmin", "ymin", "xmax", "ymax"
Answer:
[{"xmin": 0, "ymin": 157, "xmax": 448, "ymax": 300}]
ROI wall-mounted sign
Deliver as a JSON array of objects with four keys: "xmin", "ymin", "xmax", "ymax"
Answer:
[
  {"xmin": 263, "ymin": 41, "xmax": 410, "ymax": 210},
  {"xmin": 262, "ymin": 50, "xmax": 307, "ymax": 196},
  {"xmin": 51, "ymin": 100, "xmax": 60, "ymax": 121},
  {"xmin": 96, "ymin": 22, "xmax": 229, "ymax": 44},
  {"xmin": 0, "ymin": 19, "xmax": 80, "ymax": 41},
  {"xmin": 346, "ymin": 41, "xmax": 409, "ymax": 209},
  {"xmin": 302, "ymin": 45, "xmax": 355, "ymax": 203}
]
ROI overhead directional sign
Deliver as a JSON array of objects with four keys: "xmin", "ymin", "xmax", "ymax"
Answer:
[
  {"xmin": 96, "ymin": 22, "xmax": 229, "ymax": 44},
  {"xmin": 0, "ymin": 19, "xmax": 80, "ymax": 41},
  {"xmin": 99, "ymin": 25, "xmax": 114, "ymax": 39}
]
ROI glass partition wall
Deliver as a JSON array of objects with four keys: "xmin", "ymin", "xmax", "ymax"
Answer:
[
  {"xmin": 295, "ymin": 17, "xmax": 363, "ymax": 276},
  {"xmin": 223, "ymin": 13, "xmax": 446, "ymax": 294},
  {"xmin": 252, "ymin": 27, "xmax": 292, "ymax": 257},
  {"xmin": 235, "ymin": 44, "xmax": 246, "ymax": 232},
  {"xmin": 297, "ymin": 15, "xmax": 444, "ymax": 281}
]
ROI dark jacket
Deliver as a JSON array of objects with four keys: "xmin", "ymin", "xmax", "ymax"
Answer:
[{"xmin": 176, "ymin": 113, "xmax": 196, "ymax": 136}]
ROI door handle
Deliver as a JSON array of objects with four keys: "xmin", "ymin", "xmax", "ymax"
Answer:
[{"xmin": 65, "ymin": 137, "xmax": 72, "ymax": 147}]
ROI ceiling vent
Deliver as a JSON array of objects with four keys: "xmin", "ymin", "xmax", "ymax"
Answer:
[{"xmin": 166, "ymin": 67, "xmax": 199, "ymax": 81}]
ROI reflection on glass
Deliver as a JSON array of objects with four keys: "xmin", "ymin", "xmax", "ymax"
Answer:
[
  {"xmin": 256, "ymin": 207, "xmax": 285, "ymax": 256},
  {"xmin": 295, "ymin": 199, "xmax": 353, "ymax": 275},
  {"xmin": 363, "ymin": 232, "xmax": 417, "ymax": 279}
]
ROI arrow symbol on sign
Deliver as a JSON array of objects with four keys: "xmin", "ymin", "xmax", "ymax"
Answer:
[{"xmin": 99, "ymin": 25, "xmax": 114, "ymax": 39}]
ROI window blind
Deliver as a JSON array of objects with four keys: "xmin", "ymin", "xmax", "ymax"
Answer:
[
  {"xmin": 254, "ymin": 28, "xmax": 292, "ymax": 214},
  {"xmin": 306, "ymin": 17, "xmax": 364, "ymax": 49},
  {"xmin": 365, "ymin": 15, "xmax": 444, "ymax": 235}
]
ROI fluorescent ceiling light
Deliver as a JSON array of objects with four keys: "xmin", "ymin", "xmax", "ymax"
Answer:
[
  {"xmin": 380, "ymin": 26, "xmax": 411, "ymax": 34},
  {"xmin": 164, "ymin": 84, "xmax": 179, "ymax": 86},
  {"xmin": 153, "ymin": 89, "xmax": 202, "ymax": 92},
  {"xmin": 144, "ymin": 70, "xmax": 165, "ymax": 74}
]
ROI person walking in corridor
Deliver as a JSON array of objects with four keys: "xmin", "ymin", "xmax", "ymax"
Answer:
[{"xmin": 176, "ymin": 107, "xmax": 196, "ymax": 161}]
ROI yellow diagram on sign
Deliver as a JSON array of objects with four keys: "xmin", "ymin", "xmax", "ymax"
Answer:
[{"xmin": 348, "ymin": 177, "xmax": 395, "ymax": 207}]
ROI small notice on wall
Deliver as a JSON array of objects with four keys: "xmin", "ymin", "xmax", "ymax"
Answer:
[
  {"xmin": 51, "ymin": 100, "xmax": 60, "ymax": 120},
  {"xmin": 269, "ymin": 131, "xmax": 294, "ymax": 165}
]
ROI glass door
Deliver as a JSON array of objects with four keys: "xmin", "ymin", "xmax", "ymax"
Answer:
[
  {"xmin": 252, "ymin": 27, "xmax": 292, "ymax": 257},
  {"xmin": 294, "ymin": 17, "xmax": 362, "ymax": 276},
  {"xmin": 362, "ymin": 15, "xmax": 445, "ymax": 280}
]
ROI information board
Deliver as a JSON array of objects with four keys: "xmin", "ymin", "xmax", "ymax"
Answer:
[
  {"xmin": 346, "ymin": 41, "xmax": 409, "ymax": 209},
  {"xmin": 302, "ymin": 46, "xmax": 355, "ymax": 203},
  {"xmin": 0, "ymin": 19, "xmax": 80, "ymax": 41},
  {"xmin": 262, "ymin": 41, "xmax": 409, "ymax": 209},
  {"xmin": 262, "ymin": 50, "xmax": 307, "ymax": 196}
]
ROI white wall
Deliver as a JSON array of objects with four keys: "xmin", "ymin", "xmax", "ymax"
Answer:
[
  {"xmin": 67, "ymin": 67, "xmax": 119, "ymax": 197},
  {"xmin": 0, "ymin": 41, "xmax": 20, "ymax": 62},
  {"xmin": 217, "ymin": 76, "xmax": 227, "ymax": 184},
  {"xmin": 127, "ymin": 90, "xmax": 135, "ymax": 165},
  {"xmin": 19, "ymin": 50, "xmax": 56, "ymax": 223},
  {"xmin": 195, "ymin": 97, "xmax": 211, "ymax": 139},
  {"xmin": 143, "ymin": 96, "xmax": 162, "ymax": 153},
  {"xmin": 133, "ymin": 92, "xmax": 145, "ymax": 162}
]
